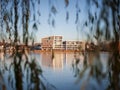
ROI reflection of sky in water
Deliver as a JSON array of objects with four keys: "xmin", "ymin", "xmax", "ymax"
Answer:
[
  {"xmin": 0, "ymin": 52, "xmax": 109, "ymax": 90},
  {"xmin": 40, "ymin": 52, "xmax": 81, "ymax": 90},
  {"xmin": 40, "ymin": 52, "xmax": 109, "ymax": 90}
]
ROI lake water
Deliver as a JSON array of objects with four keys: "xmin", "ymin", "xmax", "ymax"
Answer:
[{"xmin": 0, "ymin": 51, "xmax": 112, "ymax": 90}]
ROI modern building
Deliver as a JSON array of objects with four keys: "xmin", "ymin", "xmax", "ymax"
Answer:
[
  {"xmin": 41, "ymin": 36, "xmax": 85, "ymax": 51},
  {"xmin": 63, "ymin": 41, "xmax": 85, "ymax": 51},
  {"xmin": 41, "ymin": 36, "xmax": 63, "ymax": 50}
]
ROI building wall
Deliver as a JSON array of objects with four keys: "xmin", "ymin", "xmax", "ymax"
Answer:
[
  {"xmin": 41, "ymin": 36, "xmax": 63, "ymax": 50},
  {"xmin": 41, "ymin": 36, "xmax": 85, "ymax": 51},
  {"xmin": 63, "ymin": 41, "xmax": 85, "ymax": 51},
  {"xmin": 53, "ymin": 36, "xmax": 62, "ymax": 49}
]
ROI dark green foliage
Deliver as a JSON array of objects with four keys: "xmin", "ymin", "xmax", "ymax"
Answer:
[
  {"xmin": 64, "ymin": 0, "xmax": 69, "ymax": 7},
  {"xmin": 51, "ymin": 6, "xmax": 57, "ymax": 15}
]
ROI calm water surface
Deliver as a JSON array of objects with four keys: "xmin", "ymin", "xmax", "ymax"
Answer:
[{"xmin": 0, "ymin": 51, "xmax": 110, "ymax": 90}]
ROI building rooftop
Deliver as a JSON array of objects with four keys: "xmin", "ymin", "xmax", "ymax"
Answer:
[{"xmin": 41, "ymin": 36, "xmax": 62, "ymax": 39}]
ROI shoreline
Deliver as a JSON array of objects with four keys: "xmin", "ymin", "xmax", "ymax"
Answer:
[
  {"xmin": 31, "ymin": 49, "xmax": 81, "ymax": 53},
  {"xmin": 0, "ymin": 49, "xmax": 117, "ymax": 54},
  {"xmin": 30, "ymin": 49, "xmax": 114, "ymax": 53}
]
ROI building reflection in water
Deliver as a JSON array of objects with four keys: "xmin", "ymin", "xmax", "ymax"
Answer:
[
  {"xmin": 41, "ymin": 52, "xmax": 64, "ymax": 70},
  {"xmin": 0, "ymin": 52, "xmax": 4, "ymax": 61},
  {"xmin": 41, "ymin": 52, "xmax": 85, "ymax": 71}
]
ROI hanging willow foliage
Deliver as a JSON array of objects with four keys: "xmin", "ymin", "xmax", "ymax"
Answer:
[
  {"xmin": 0, "ymin": 0, "xmax": 120, "ymax": 90},
  {"xmin": 0, "ymin": 0, "xmax": 41, "ymax": 45}
]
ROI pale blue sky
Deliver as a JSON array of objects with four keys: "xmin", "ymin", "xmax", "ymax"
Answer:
[
  {"xmin": 30, "ymin": 0, "xmax": 89, "ymax": 43},
  {"xmin": 28, "ymin": 0, "xmax": 85, "ymax": 42},
  {"xmin": 1, "ymin": 0, "xmax": 111, "ymax": 43}
]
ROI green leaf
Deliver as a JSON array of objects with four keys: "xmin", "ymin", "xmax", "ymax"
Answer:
[
  {"xmin": 51, "ymin": 6, "xmax": 57, "ymax": 15},
  {"xmin": 33, "ymin": 23, "xmax": 38, "ymax": 30},
  {"xmin": 65, "ymin": 0, "xmax": 69, "ymax": 7},
  {"xmin": 66, "ymin": 11, "xmax": 69, "ymax": 22}
]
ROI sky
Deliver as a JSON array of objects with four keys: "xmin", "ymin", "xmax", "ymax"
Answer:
[
  {"xmin": 0, "ymin": 0, "xmax": 99, "ymax": 43},
  {"xmin": 30, "ymin": 0, "xmax": 89, "ymax": 43},
  {"xmin": 1, "ymin": 0, "xmax": 116, "ymax": 44}
]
